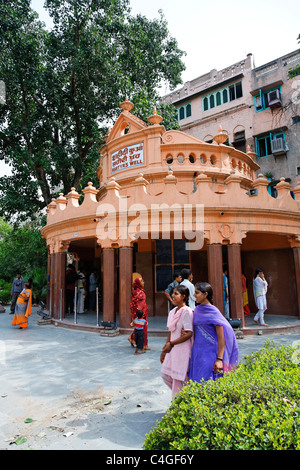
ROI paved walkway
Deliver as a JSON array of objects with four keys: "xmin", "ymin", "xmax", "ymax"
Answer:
[
  {"xmin": 1, "ymin": 307, "xmax": 300, "ymax": 450},
  {"xmin": 56, "ymin": 308, "xmax": 300, "ymax": 336}
]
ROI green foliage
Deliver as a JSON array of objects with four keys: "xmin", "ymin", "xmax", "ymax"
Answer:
[
  {"xmin": 0, "ymin": 218, "xmax": 47, "ymax": 302},
  {"xmin": 0, "ymin": 279, "xmax": 12, "ymax": 304},
  {"xmin": 144, "ymin": 341, "xmax": 300, "ymax": 450},
  {"xmin": 0, "ymin": 0, "xmax": 185, "ymax": 222},
  {"xmin": 289, "ymin": 65, "xmax": 300, "ymax": 79}
]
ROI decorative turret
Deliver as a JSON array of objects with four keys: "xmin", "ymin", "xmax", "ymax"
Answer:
[
  {"xmin": 147, "ymin": 107, "xmax": 163, "ymax": 126},
  {"xmin": 120, "ymin": 96, "xmax": 134, "ymax": 113},
  {"xmin": 213, "ymin": 125, "xmax": 228, "ymax": 145}
]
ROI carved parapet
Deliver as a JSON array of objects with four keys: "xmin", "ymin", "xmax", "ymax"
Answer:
[
  {"xmin": 130, "ymin": 173, "xmax": 149, "ymax": 202},
  {"xmin": 292, "ymin": 181, "xmax": 300, "ymax": 201},
  {"xmin": 160, "ymin": 170, "xmax": 184, "ymax": 201},
  {"xmin": 251, "ymin": 173, "xmax": 269, "ymax": 199},
  {"xmin": 47, "ymin": 198, "xmax": 57, "ymax": 216},
  {"xmin": 66, "ymin": 187, "xmax": 80, "ymax": 207},
  {"xmin": 252, "ymin": 173, "xmax": 269, "ymax": 188},
  {"xmin": 224, "ymin": 171, "xmax": 242, "ymax": 189},
  {"xmin": 106, "ymin": 177, "xmax": 120, "ymax": 192},
  {"xmin": 56, "ymin": 193, "xmax": 67, "ymax": 211},
  {"xmin": 102, "ymin": 177, "xmax": 121, "ymax": 206},
  {"xmin": 275, "ymin": 177, "xmax": 291, "ymax": 199},
  {"xmin": 163, "ymin": 169, "xmax": 177, "ymax": 184},
  {"xmin": 82, "ymin": 182, "xmax": 98, "ymax": 204}
]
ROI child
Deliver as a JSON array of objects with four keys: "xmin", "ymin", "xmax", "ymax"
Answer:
[
  {"xmin": 160, "ymin": 285, "xmax": 193, "ymax": 398},
  {"xmin": 131, "ymin": 310, "xmax": 147, "ymax": 355}
]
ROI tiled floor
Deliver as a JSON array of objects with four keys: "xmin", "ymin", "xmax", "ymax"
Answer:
[{"xmin": 60, "ymin": 310, "xmax": 300, "ymax": 335}]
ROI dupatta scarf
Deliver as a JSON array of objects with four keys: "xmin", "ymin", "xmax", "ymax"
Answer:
[
  {"xmin": 130, "ymin": 278, "xmax": 148, "ymax": 320},
  {"xmin": 189, "ymin": 303, "xmax": 238, "ymax": 383}
]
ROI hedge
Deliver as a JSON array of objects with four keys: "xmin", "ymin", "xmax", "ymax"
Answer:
[{"xmin": 143, "ymin": 341, "xmax": 300, "ymax": 450}]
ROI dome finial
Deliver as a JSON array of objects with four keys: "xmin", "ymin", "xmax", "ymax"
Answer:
[{"xmin": 120, "ymin": 97, "xmax": 134, "ymax": 112}]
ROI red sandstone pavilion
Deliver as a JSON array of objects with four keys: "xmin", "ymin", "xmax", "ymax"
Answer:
[{"xmin": 42, "ymin": 98, "xmax": 300, "ymax": 333}]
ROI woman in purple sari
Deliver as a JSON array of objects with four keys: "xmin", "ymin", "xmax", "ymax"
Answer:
[{"xmin": 189, "ymin": 282, "xmax": 238, "ymax": 383}]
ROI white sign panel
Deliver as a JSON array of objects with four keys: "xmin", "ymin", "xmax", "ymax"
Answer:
[{"xmin": 111, "ymin": 142, "xmax": 144, "ymax": 174}]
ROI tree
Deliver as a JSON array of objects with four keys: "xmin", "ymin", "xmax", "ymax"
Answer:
[
  {"xmin": 0, "ymin": 217, "xmax": 48, "ymax": 301},
  {"xmin": 0, "ymin": 0, "xmax": 185, "ymax": 222}
]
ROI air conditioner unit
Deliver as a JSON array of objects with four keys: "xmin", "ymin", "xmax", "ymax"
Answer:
[
  {"xmin": 267, "ymin": 89, "xmax": 282, "ymax": 108},
  {"xmin": 271, "ymin": 137, "xmax": 289, "ymax": 155},
  {"xmin": 255, "ymin": 95, "xmax": 262, "ymax": 110}
]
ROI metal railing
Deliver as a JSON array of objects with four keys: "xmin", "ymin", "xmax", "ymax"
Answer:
[{"xmin": 49, "ymin": 287, "xmax": 101, "ymax": 326}]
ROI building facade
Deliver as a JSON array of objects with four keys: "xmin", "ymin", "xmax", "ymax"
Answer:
[
  {"xmin": 42, "ymin": 99, "xmax": 300, "ymax": 333},
  {"xmin": 162, "ymin": 49, "xmax": 300, "ymax": 191}
]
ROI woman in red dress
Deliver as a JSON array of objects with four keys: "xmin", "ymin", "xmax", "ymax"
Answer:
[{"xmin": 129, "ymin": 277, "xmax": 150, "ymax": 350}]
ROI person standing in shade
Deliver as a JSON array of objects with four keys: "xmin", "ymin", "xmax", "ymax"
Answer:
[
  {"xmin": 164, "ymin": 272, "xmax": 182, "ymax": 312},
  {"xmin": 223, "ymin": 266, "xmax": 230, "ymax": 319},
  {"xmin": 242, "ymin": 273, "xmax": 251, "ymax": 316},
  {"xmin": 65, "ymin": 264, "xmax": 78, "ymax": 314},
  {"xmin": 76, "ymin": 269, "xmax": 87, "ymax": 314},
  {"xmin": 89, "ymin": 269, "xmax": 98, "ymax": 311},
  {"xmin": 10, "ymin": 272, "xmax": 24, "ymax": 314},
  {"xmin": 180, "ymin": 268, "xmax": 195, "ymax": 311},
  {"xmin": 253, "ymin": 268, "xmax": 269, "ymax": 326}
]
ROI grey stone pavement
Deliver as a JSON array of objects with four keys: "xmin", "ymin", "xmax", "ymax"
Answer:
[{"xmin": 1, "ymin": 306, "xmax": 300, "ymax": 451}]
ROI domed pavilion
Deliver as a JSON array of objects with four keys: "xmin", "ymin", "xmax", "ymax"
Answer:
[{"xmin": 42, "ymin": 99, "xmax": 300, "ymax": 334}]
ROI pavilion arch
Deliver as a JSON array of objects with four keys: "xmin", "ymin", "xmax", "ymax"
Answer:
[
  {"xmin": 240, "ymin": 231, "xmax": 298, "ymax": 316},
  {"xmin": 120, "ymin": 122, "xmax": 130, "ymax": 135}
]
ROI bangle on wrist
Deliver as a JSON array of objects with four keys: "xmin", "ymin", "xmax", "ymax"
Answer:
[{"xmin": 217, "ymin": 357, "xmax": 223, "ymax": 361}]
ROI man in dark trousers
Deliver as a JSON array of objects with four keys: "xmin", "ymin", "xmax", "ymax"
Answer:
[
  {"xmin": 10, "ymin": 272, "xmax": 24, "ymax": 314},
  {"xmin": 65, "ymin": 264, "xmax": 78, "ymax": 314}
]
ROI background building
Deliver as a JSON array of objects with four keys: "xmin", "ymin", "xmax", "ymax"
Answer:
[{"xmin": 162, "ymin": 49, "xmax": 300, "ymax": 191}]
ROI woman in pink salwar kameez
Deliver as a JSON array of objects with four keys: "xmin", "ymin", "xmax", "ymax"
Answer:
[{"xmin": 160, "ymin": 285, "xmax": 193, "ymax": 398}]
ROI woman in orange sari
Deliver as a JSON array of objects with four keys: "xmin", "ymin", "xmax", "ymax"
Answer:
[
  {"xmin": 129, "ymin": 277, "xmax": 150, "ymax": 350},
  {"xmin": 12, "ymin": 282, "xmax": 32, "ymax": 329}
]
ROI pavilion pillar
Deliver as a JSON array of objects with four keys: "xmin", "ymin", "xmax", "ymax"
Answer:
[
  {"xmin": 292, "ymin": 247, "xmax": 300, "ymax": 318},
  {"xmin": 227, "ymin": 244, "xmax": 244, "ymax": 327},
  {"xmin": 102, "ymin": 248, "xmax": 115, "ymax": 322},
  {"xmin": 46, "ymin": 254, "xmax": 51, "ymax": 310},
  {"xmin": 50, "ymin": 252, "xmax": 66, "ymax": 319},
  {"xmin": 207, "ymin": 244, "xmax": 224, "ymax": 314},
  {"xmin": 119, "ymin": 247, "xmax": 133, "ymax": 329}
]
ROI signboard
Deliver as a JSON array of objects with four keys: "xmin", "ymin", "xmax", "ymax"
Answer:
[{"xmin": 111, "ymin": 142, "xmax": 144, "ymax": 174}]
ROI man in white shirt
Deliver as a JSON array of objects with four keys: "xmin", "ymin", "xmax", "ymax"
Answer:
[
  {"xmin": 180, "ymin": 268, "xmax": 195, "ymax": 311},
  {"xmin": 253, "ymin": 268, "xmax": 269, "ymax": 326},
  {"xmin": 76, "ymin": 270, "xmax": 87, "ymax": 314}
]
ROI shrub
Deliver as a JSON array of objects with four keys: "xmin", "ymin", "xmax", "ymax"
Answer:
[{"xmin": 143, "ymin": 341, "xmax": 300, "ymax": 450}]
